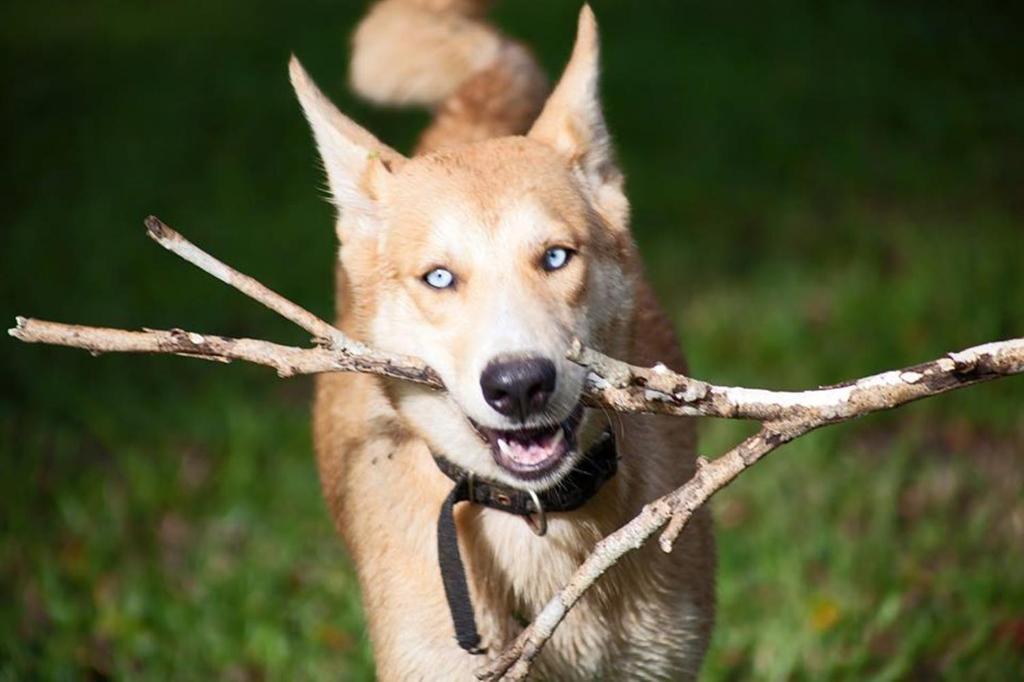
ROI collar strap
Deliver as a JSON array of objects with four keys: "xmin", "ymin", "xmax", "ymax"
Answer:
[
  {"xmin": 432, "ymin": 430, "xmax": 618, "ymax": 517},
  {"xmin": 433, "ymin": 430, "xmax": 617, "ymax": 654}
]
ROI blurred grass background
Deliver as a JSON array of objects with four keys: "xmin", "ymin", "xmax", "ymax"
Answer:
[{"xmin": 2, "ymin": 1, "xmax": 1022, "ymax": 679}]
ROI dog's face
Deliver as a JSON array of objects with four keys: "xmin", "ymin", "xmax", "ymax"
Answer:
[
  {"xmin": 293, "ymin": 9, "xmax": 634, "ymax": 489},
  {"xmin": 365, "ymin": 137, "xmax": 634, "ymax": 489}
]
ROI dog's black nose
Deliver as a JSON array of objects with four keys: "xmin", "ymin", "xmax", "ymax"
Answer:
[{"xmin": 480, "ymin": 356, "xmax": 556, "ymax": 421}]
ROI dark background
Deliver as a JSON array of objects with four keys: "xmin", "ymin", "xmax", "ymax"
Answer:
[{"xmin": 2, "ymin": 1, "xmax": 1022, "ymax": 678}]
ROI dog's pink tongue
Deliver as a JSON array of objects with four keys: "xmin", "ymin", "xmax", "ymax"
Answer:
[{"xmin": 499, "ymin": 430, "xmax": 564, "ymax": 465}]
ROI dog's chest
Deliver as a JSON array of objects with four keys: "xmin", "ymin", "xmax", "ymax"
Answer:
[{"xmin": 468, "ymin": 508, "xmax": 704, "ymax": 680}]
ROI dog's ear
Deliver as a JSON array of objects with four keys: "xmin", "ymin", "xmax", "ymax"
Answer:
[
  {"xmin": 529, "ymin": 6, "xmax": 627, "ymax": 229},
  {"xmin": 290, "ymin": 56, "xmax": 408, "ymax": 242}
]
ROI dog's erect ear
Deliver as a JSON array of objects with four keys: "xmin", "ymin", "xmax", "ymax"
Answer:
[
  {"xmin": 290, "ymin": 56, "xmax": 408, "ymax": 241},
  {"xmin": 528, "ymin": 6, "xmax": 627, "ymax": 229}
]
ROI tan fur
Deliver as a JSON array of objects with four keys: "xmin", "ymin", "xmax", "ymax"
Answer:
[{"xmin": 301, "ymin": 4, "xmax": 714, "ymax": 679}]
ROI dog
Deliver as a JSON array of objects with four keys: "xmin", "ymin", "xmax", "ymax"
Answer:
[{"xmin": 299, "ymin": 1, "xmax": 715, "ymax": 679}]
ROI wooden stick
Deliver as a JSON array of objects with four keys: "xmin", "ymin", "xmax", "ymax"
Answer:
[
  {"xmin": 8, "ymin": 217, "xmax": 1023, "ymax": 681},
  {"xmin": 144, "ymin": 216, "xmax": 347, "ymax": 348},
  {"xmin": 568, "ymin": 337, "xmax": 1024, "ymax": 421},
  {"xmin": 477, "ymin": 338, "xmax": 1024, "ymax": 680},
  {"xmin": 9, "ymin": 317, "xmax": 443, "ymax": 385}
]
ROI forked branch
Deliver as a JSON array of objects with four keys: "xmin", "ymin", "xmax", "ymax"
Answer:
[
  {"xmin": 477, "ymin": 337, "xmax": 1024, "ymax": 680},
  {"xmin": 9, "ymin": 217, "xmax": 1023, "ymax": 681}
]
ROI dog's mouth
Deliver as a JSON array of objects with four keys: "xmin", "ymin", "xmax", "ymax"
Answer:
[{"xmin": 471, "ymin": 405, "xmax": 584, "ymax": 480}]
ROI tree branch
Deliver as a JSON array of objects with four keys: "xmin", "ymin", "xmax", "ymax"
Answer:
[
  {"xmin": 9, "ymin": 317, "xmax": 444, "ymax": 385},
  {"xmin": 478, "ymin": 426, "xmax": 789, "ymax": 681},
  {"xmin": 144, "ymin": 216, "xmax": 346, "ymax": 349},
  {"xmin": 477, "ymin": 337, "xmax": 1024, "ymax": 680},
  {"xmin": 141, "ymin": 215, "xmax": 443, "ymax": 385},
  {"xmin": 567, "ymin": 337, "xmax": 1024, "ymax": 421},
  {"xmin": 8, "ymin": 217, "xmax": 1023, "ymax": 681}
]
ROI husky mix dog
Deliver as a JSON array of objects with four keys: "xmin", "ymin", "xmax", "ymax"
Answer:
[{"xmin": 296, "ymin": 1, "xmax": 715, "ymax": 678}]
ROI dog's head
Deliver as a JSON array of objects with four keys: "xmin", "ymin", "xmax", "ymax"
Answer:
[{"xmin": 293, "ymin": 8, "xmax": 635, "ymax": 490}]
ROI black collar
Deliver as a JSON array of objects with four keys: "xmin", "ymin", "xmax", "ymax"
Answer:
[
  {"xmin": 431, "ymin": 430, "xmax": 618, "ymax": 518},
  {"xmin": 432, "ymin": 430, "xmax": 618, "ymax": 655}
]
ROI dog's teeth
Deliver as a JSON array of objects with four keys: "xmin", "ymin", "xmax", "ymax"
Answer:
[
  {"xmin": 550, "ymin": 429, "xmax": 565, "ymax": 447},
  {"xmin": 497, "ymin": 438, "xmax": 512, "ymax": 456}
]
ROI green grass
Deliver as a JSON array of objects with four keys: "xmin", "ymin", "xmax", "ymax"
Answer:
[{"xmin": 2, "ymin": 1, "xmax": 1022, "ymax": 679}]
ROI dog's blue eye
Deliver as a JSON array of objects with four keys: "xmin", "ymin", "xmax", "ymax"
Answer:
[
  {"xmin": 542, "ymin": 247, "xmax": 572, "ymax": 272},
  {"xmin": 423, "ymin": 267, "xmax": 455, "ymax": 289}
]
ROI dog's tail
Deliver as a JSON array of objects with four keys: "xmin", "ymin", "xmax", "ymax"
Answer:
[{"xmin": 350, "ymin": 0, "xmax": 548, "ymax": 154}]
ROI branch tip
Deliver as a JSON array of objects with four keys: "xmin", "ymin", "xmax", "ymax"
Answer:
[
  {"xmin": 144, "ymin": 215, "xmax": 170, "ymax": 240},
  {"xmin": 10, "ymin": 316, "xmax": 28, "ymax": 337}
]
